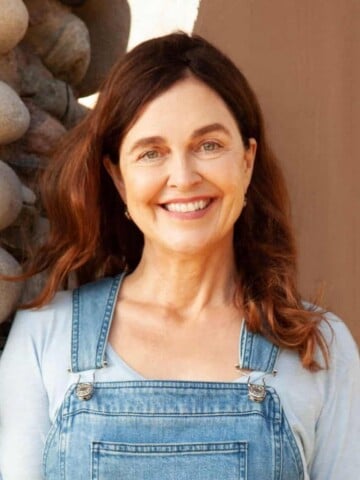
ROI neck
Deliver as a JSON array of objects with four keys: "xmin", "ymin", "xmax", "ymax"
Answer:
[{"xmin": 126, "ymin": 240, "xmax": 240, "ymax": 319}]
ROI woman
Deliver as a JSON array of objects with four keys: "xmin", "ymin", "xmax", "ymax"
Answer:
[{"xmin": 0, "ymin": 32, "xmax": 359, "ymax": 480}]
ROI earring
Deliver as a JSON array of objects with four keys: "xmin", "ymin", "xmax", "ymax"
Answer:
[
  {"xmin": 124, "ymin": 206, "xmax": 131, "ymax": 220},
  {"xmin": 243, "ymin": 195, "xmax": 247, "ymax": 207}
]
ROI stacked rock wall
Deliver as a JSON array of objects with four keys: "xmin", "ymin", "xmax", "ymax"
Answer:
[{"xmin": 0, "ymin": 0, "xmax": 130, "ymax": 348}]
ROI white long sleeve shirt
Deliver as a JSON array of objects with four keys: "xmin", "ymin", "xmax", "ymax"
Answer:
[{"xmin": 0, "ymin": 290, "xmax": 359, "ymax": 479}]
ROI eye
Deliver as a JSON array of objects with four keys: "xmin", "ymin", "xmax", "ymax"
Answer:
[
  {"xmin": 138, "ymin": 150, "xmax": 161, "ymax": 161},
  {"xmin": 200, "ymin": 141, "xmax": 221, "ymax": 152},
  {"xmin": 194, "ymin": 140, "xmax": 224, "ymax": 159}
]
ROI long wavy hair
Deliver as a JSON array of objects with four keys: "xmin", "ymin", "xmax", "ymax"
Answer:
[{"xmin": 12, "ymin": 32, "xmax": 329, "ymax": 370}]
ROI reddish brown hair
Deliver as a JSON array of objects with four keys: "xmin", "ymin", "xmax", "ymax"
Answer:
[{"xmin": 14, "ymin": 32, "xmax": 329, "ymax": 370}]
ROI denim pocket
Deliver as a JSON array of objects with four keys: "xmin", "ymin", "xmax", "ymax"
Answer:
[{"xmin": 91, "ymin": 441, "xmax": 247, "ymax": 479}]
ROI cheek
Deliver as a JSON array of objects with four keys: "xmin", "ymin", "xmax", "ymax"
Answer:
[
  {"xmin": 122, "ymin": 169, "xmax": 162, "ymax": 205},
  {"xmin": 208, "ymin": 159, "xmax": 247, "ymax": 195}
]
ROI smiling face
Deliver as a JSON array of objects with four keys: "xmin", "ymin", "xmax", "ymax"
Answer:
[{"xmin": 105, "ymin": 76, "xmax": 256, "ymax": 258}]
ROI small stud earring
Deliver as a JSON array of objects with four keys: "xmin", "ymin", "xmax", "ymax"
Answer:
[
  {"xmin": 243, "ymin": 195, "xmax": 247, "ymax": 207},
  {"xmin": 124, "ymin": 206, "xmax": 131, "ymax": 220}
]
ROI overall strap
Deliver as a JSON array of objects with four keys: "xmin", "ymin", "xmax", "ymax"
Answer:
[
  {"xmin": 70, "ymin": 273, "xmax": 125, "ymax": 373},
  {"xmin": 239, "ymin": 322, "xmax": 279, "ymax": 373}
]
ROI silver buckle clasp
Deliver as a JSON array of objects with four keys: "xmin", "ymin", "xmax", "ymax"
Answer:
[
  {"xmin": 247, "ymin": 370, "xmax": 277, "ymax": 403},
  {"xmin": 248, "ymin": 378, "xmax": 266, "ymax": 402},
  {"xmin": 75, "ymin": 372, "xmax": 95, "ymax": 401}
]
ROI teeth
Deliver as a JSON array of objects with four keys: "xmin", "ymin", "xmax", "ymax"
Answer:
[{"xmin": 165, "ymin": 199, "xmax": 210, "ymax": 213}]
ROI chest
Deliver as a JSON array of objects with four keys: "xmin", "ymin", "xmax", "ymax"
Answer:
[
  {"xmin": 45, "ymin": 277, "xmax": 306, "ymax": 479},
  {"xmin": 44, "ymin": 378, "xmax": 305, "ymax": 480},
  {"xmin": 108, "ymin": 305, "xmax": 248, "ymax": 382}
]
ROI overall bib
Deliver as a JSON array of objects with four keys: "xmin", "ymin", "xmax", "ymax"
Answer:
[{"xmin": 43, "ymin": 274, "xmax": 304, "ymax": 480}]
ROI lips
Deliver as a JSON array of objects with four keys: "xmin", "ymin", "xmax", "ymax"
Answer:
[{"xmin": 162, "ymin": 199, "xmax": 212, "ymax": 213}]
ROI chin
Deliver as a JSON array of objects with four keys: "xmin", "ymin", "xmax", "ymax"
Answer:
[{"xmin": 161, "ymin": 237, "xmax": 221, "ymax": 257}]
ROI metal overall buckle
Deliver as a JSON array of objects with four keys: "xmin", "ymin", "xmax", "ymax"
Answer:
[
  {"xmin": 75, "ymin": 372, "xmax": 95, "ymax": 401},
  {"xmin": 247, "ymin": 370, "xmax": 277, "ymax": 403},
  {"xmin": 247, "ymin": 377, "xmax": 266, "ymax": 402},
  {"xmin": 76, "ymin": 382, "xmax": 94, "ymax": 401}
]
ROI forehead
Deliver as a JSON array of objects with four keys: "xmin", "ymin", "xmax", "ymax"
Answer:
[{"xmin": 120, "ymin": 76, "xmax": 240, "ymax": 149}]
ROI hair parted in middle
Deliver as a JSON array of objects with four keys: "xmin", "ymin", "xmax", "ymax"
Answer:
[{"xmin": 22, "ymin": 32, "xmax": 329, "ymax": 370}]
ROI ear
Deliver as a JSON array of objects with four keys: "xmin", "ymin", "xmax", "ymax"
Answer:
[
  {"xmin": 103, "ymin": 155, "xmax": 127, "ymax": 203},
  {"xmin": 243, "ymin": 138, "xmax": 257, "ymax": 189}
]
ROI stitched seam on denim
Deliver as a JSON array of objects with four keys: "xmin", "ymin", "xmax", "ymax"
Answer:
[
  {"xmin": 265, "ymin": 390, "xmax": 282, "ymax": 424},
  {"xmin": 271, "ymin": 392, "xmax": 282, "ymax": 480},
  {"xmin": 71, "ymin": 288, "xmax": 80, "ymax": 372},
  {"xmin": 95, "ymin": 274, "xmax": 123, "ymax": 369},
  {"xmin": 240, "ymin": 328, "xmax": 253, "ymax": 369},
  {"xmin": 43, "ymin": 382, "xmax": 76, "ymax": 472},
  {"xmin": 283, "ymin": 415, "xmax": 305, "ymax": 479},
  {"xmin": 270, "ymin": 385, "xmax": 305, "ymax": 480},
  {"xmin": 265, "ymin": 344, "xmax": 280, "ymax": 372},
  {"xmin": 241, "ymin": 442, "xmax": 248, "ymax": 479},
  {"xmin": 59, "ymin": 405, "xmax": 70, "ymax": 480},
  {"xmin": 59, "ymin": 428, "xmax": 66, "ymax": 479},
  {"xmin": 93, "ymin": 441, "xmax": 244, "ymax": 453},
  {"xmin": 43, "ymin": 407, "xmax": 62, "ymax": 477},
  {"xmin": 240, "ymin": 324, "xmax": 280, "ymax": 372},
  {"xmin": 91, "ymin": 441, "xmax": 99, "ymax": 480},
  {"xmin": 238, "ymin": 319, "xmax": 246, "ymax": 368},
  {"xmin": 63, "ymin": 410, "xmax": 267, "ymax": 419},
  {"xmin": 67, "ymin": 380, "xmax": 259, "ymax": 390}
]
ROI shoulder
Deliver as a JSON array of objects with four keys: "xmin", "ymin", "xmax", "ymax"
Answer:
[
  {"xmin": 301, "ymin": 301, "xmax": 358, "ymax": 368},
  {"xmin": 0, "ymin": 290, "xmax": 74, "ymax": 405},
  {"xmin": 9, "ymin": 273, "xmax": 123, "ymax": 342},
  {"xmin": 11, "ymin": 289, "xmax": 73, "ymax": 337},
  {"xmin": 277, "ymin": 306, "xmax": 359, "ymax": 414},
  {"xmin": 1, "ymin": 290, "xmax": 73, "ymax": 366},
  {"xmin": 320, "ymin": 310, "xmax": 359, "ymax": 372},
  {"xmin": 306, "ymin": 312, "xmax": 360, "ymax": 477}
]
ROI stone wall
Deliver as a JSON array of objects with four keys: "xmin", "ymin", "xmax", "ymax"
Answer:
[{"xmin": 0, "ymin": 0, "xmax": 130, "ymax": 348}]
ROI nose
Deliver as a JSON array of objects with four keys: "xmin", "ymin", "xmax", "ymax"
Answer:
[{"xmin": 167, "ymin": 152, "xmax": 202, "ymax": 190}]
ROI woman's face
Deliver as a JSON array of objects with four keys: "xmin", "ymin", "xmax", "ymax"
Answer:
[{"xmin": 105, "ymin": 76, "xmax": 256, "ymax": 257}]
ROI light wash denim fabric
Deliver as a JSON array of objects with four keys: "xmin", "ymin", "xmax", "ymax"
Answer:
[{"xmin": 43, "ymin": 274, "xmax": 304, "ymax": 479}]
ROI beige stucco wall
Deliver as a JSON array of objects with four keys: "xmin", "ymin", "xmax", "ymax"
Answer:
[
  {"xmin": 127, "ymin": 0, "xmax": 200, "ymax": 50},
  {"xmin": 195, "ymin": 0, "xmax": 360, "ymax": 344}
]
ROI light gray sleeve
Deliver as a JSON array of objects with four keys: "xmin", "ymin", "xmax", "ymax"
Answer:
[
  {"xmin": 309, "ymin": 319, "xmax": 360, "ymax": 479},
  {"xmin": 0, "ymin": 310, "xmax": 51, "ymax": 480}
]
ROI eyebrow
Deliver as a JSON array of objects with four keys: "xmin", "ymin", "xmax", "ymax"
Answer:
[
  {"xmin": 127, "ymin": 123, "xmax": 232, "ymax": 155},
  {"xmin": 191, "ymin": 123, "xmax": 231, "ymax": 138},
  {"xmin": 128, "ymin": 136, "xmax": 165, "ymax": 155}
]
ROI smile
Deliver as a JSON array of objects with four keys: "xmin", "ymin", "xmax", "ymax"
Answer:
[{"xmin": 163, "ymin": 199, "xmax": 212, "ymax": 213}]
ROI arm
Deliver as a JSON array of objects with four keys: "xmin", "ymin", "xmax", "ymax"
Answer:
[
  {"xmin": 0, "ymin": 310, "xmax": 51, "ymax": 480},
  {"xmin": 309, "ymin": 319, "xmax": 360, "ymax": 479}
]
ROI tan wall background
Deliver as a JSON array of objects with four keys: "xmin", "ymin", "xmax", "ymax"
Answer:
[{"xmin": 195, "ymin": 0, "xmax": 360, "ymax": 344}]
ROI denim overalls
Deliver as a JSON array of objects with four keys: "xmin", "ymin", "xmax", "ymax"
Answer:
[{"xmin": 43, "ymin": 274, "xmax": 304, "ymax": 479}]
